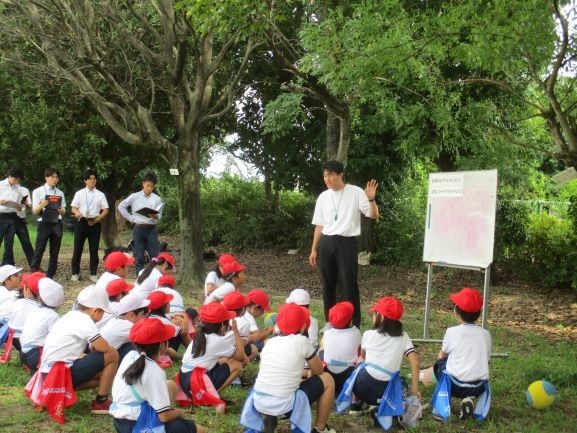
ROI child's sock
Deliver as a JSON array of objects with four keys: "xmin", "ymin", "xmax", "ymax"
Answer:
[{"xmin": 95, "ymin": 394, "xmax": 108, "ymax": 403}]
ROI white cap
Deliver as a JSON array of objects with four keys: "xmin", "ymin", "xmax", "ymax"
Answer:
[
  {"xmin": 0, "ymin": 265, "xmax": 22, "ymax": 283},
  {"xmin": 115, "ymin": 293, "xmax": 151, "ymax": 316},
  {"xmin": 77, "ymin": 285, "xmax": 113, "ymax": 313},
  {"xmin": 286, "ymin": 288, "xmax": 310, "ymax": 306},
  {"xmin": 38, "ymin": 278, "xmax": 65, "ymax": 308}
]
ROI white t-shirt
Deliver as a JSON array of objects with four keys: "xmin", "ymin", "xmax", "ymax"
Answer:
[
  {"xmin": 254, "ymin": 334, "xmax": 316, "ymax": 398},
  {"xmin": 204, "ymin": 282, "xmax": 235, "ymax": 304},
  {"xmin": 17, "ymin": 186, "xmax": 31, "ymax": 218},
  {"xmin": 8, "ymin": 298, "xmax": 38, "ymax": 337},
  {"xmin": 362, "ymin": 330, "xmax": 414, "ymax": 381},
  {"xmin": 311, "ymin": 184, "xmax": 372, "ymax": 237},
  {"xmin": 0, "ymin": 287, "xmax": 18, "ymax": 322},
  {"xmin": 323, "ymin": 326, "xmax": 362, "ymax": 373},
  {"xmin": 110, "ymin": 351, "xmax": 171, "ymax": 420},
  {"xmin": 204, "ymin": 271, "xmax": 226, "ymax": 297},
  {"xmin": 442, "ymin": 323, "xmax": 492, "ymax": 382},
  {"xmin": 132, "ymin": 268, "xmax": 163, "ymax": 298},
  {"xmin": 20, "ymin": 305, "xmax": 60, "ymax": 353},
  {"xmin": 100, "ymin": 316, "xmax": 133, "ymax": 349},
  {"xmin": 154, "ymin": 287, "xmax": 185, "ymax": 315},
  {"xmin": 181, "ymin": 333, "xmax": 235, "ymax": 373},
  {"xmin": 95, "ymin": 272, "xmax": 121, "ymax": 290},
  {"xmin": 244, "ymin": 310, "xmax": 259, "ymax": 333},
  {"xmin": 40, "ymin": 310, "xmax": 100, "ymax": 372},
  {"xmin": 308, "ymin": 317, "xmax": 319, "ymax": 348},
  {"xmin": 223, "ymin": 316, "xmax": 251, "ymax": 346},
  {"xmin": 71, "ymin": 187, "xmax": 109, "ymax": 219},
  {"xmin": 32, "ymin": 184, "xmax": 66, "ymax": 222}
]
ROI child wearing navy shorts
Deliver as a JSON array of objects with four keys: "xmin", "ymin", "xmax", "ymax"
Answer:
[{"xmin": 110, "ymin": 318, "xmax": 205, "ymax": 433}]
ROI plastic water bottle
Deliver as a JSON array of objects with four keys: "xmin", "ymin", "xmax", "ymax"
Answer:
[{"xmin": 401, "ymin": 395, "xmax": 423, "ymax": 428}]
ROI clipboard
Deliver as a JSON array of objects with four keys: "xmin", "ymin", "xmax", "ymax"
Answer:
[
  {"xmin": 43, "ymin": 195, "xmax": 62, "ymax": 223},
  {"xmin": 135, "ymin": 207, "xmax": 160, "ymax": 217},
  {"xmin": 2, "ymin": 201, "xmax": 24, "ymax": 211}
]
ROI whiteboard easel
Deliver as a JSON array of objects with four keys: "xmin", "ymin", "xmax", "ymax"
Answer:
[{"xmin": 417, "ymin": 170, "xmax": 497, "ymax": 342}]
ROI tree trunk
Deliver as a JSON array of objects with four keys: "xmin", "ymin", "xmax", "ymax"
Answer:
[
  {"xmin": 326, "ymin": 111, "xmax": 340, "ymax": 161},
  {"xmin": 176, "ymin": 134, "xmax": 205, "ymax": 292}
]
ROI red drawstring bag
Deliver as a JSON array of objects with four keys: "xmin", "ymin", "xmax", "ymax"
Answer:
[
  {"xmin": 175, "ymin": 368, "xmax": 225, "ymax": 412},
  {"xmin": 0, "ymin": 326, "xmax": 14, "ymax": 364},
  {"xmin": 25, "ymin": 362, "xmax": 77, "ymax": 424}
]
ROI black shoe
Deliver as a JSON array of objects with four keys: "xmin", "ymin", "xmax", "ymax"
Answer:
[
  {"xmin": 459, "ymin": 397, "xmax": 474, "ymax": 420},
  {"xmin": 263, "ymin": 415, "xmax": 278, "ymax": 433},
  {"xmin": 348, "ymin": 402, "xmax": 369, "ymax": 416}
]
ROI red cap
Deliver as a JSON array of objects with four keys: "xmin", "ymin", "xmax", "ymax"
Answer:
[
  {"xmin": 222, "ymin": 291, "xmax": 249, "ymax": 311},
  {"xmin": 104, "ymin": 251, "xmax": 135, "ymax": 272},
  {"xmin": 221, "ymin": 260, "xmax": 246, "ymax": 275},
  {"xmin": 157, "ymin": 275, "xmax": 175, "ymax": 288},
  {"xmin": 218, "ymin": 253, "xmax": 235, "ymax": 266},
  {"xmin": 277, "ymin": 303, "xmax": 309, "ymax": 335},
  {"xmin": 328, "ymin": 301, "xmax": 354, "ymax": 329},
  {"xmin": 147, "ymin": 291, "xmax": 174, "ymax": 311},
  {"xmin": 450, "ymin": 287, "xmax": 483, "ymax": 313},
  {"xmin": 199, "ymin": 303, "xmax": 236, "ymax": 324},
  {"xmin": 155, "ymin": 252, "xmax": 175, "ymax": 267},
  {"xmin": 369, "ymin": 296, "xmax": 404, "ymax": 321},
  {"xmin": 20, "ymin": 271, "xmax": 46, "ymax": 295},
  {"xmin": 106, "ymin": 279, "xmax": 134, "ymax": 297},
  {"xmin": 247, "ymin": 289, "xmax": 270, "ymax": 312},
  {"xmin": 129, "ymin": 317, "xmax": 175, "ymax": 345}
]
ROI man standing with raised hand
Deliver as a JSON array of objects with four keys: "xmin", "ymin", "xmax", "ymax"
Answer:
[{"xmin": 309, "ymin": 160, "xmax": 379, "ymax": 327}]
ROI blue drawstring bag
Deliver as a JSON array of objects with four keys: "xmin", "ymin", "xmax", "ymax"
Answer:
[
  {"xmin": 375, "ymin": 372, "xmax": 404, "ymax": 430},
  {"xmin": 431, "ymin": 371, "xmax": 451, "ymax": 421},
  {"xmin": 130, "ymin": 386, "xmax": 166, "ymax": 433}
]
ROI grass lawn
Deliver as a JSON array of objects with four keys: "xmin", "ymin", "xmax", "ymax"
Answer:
[{"xmin": 0, "ymin": 227, "xmax": 575, "ymax": 432}]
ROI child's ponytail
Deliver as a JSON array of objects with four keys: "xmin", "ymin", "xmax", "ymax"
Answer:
[
  {"xmin": 122, "ymin": 342, "xmax": 161, "ymax": 384},
  {"xmin": 192, "ymin": 321, "xmax": 225, "ymax": 358},
  {"xmin": 136, "ymin": 257, "xmax": 164, "ymax": 285}
]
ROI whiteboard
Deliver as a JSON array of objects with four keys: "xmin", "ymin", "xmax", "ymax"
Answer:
[{"xmin": 423, "ymin": 170, "xmax": 498, "ymax": 268}]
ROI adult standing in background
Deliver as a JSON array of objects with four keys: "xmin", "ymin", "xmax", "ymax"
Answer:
[
  {"xmin": 30, "ymin": 167, "xmax": 66, "ymax": 279},
  {"xmin": 70, "ymin": 169, "xmax": 110, "ymax": 282},
  {"xmin": 0, "ymin": 167, "xmax": 24, "ymax": 265},
  {"xmin": 118, "ymin": 173, "xmax": 163, "ymax": 275},
  {"xmin": 8, "ymin": 169, "xmax": 34, "ymax": 267},
  {"xmin": 309, "ymin": 160, "xmax": 379, "ymax": 327}
]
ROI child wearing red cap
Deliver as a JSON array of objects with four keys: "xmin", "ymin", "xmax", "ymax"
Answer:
[
  {"xmin": 178, "ymin": 303, "xmax": 246, "ymax": 401},
  {"xmin": 348, "ymin": 296, "xmax": 420, "ymax": 417},
  {"xmin": 429, "ymin": 287, "xmax": 492, "ymax": 421},
  {"xmin": 321, "ymin": 301, "xmax": 361, "ymax": 394},
  {"xmin": 8, "ymin": 272, "xmax": 44, "ymax": 358},
  {"xmin": 147, "ymin": 291, "xmax": 191, "ymax": 356},
  {"xmin": 132, "ymin": 252, "xmax": 176, "ymax": 299},
  {"xmin": 240, "ymin": 289, "xmax": 275, "ymax": 353},
  {"xmin": 95, "ymin": 251, "xmax": 135, "ymax": 290},
  {"xmin": 204, "ymin": 253, "xmax": 235, "ymax": 297},
  {"xmin": 154, "ymin": 274, "xmax": 186, "ymax": 317},
  {"xmin": 110, "ymin": 318, "xmax": 205, "ymax": 433},
  {"xmin": 20, "ymin": 278, "xmax": 65, "ymax": 373},
  {"xmin": 245, "ymin": 302, "xmax": 337, "ymax": 433},
  {"xmin": 203, "ymin": 259, "xmax": 246, "ymax": 304},
  {"xmin": 96, "ymin": 278, "xmax": 134, "ymax": 330}
]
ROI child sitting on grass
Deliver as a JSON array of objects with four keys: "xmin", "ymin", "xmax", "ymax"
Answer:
[
  {"xmin": 203, "ymin": 259, "xmax": 246, "ymax": 304},
  {"xmin": 204, "ymin": 253, "xmax": 235, "ymax": 297},
  {"xmin": 428, "ymin": 287, "xmax": 492, "ymax": 421}
]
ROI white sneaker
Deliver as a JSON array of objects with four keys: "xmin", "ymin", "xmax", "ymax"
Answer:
[
  {"xmin": 70, "ymin": 274, "xmax": 79, "ymax": 282},
  {"xmin": 89, "ymin": 275, "xmax": 98, "ymax": 283}
]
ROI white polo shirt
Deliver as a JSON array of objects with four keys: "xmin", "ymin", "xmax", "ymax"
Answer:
[
  {"xmin": 311, "ymin": 184, "xmax": 372, "ymax": 236},
  {"xmin": 204, "ymin": 282, "xmax": 235, "ymax": 304},
  {"xmin": 154, "ymin": 287, "xmax": 185, "ymax": 315},
  {"xmin": 118, "ymin": 190, "xmax": 163, "ymax": 225},
  {"xmin": 8, "ymin": 297, "xmax": 38, "ymax": 338},
  {"xmin": 100, "ymin": 316, "xmax": 133, "ymax": 349},
  {"xmin": 181, "ymin": 333, "xmax": 235, "ymax": 373},
  {"xmin": 0, "ymin": 287, "xmax": 18, "ymax": 322},
  {"xmin": 442, "ymin": 323, "xmax": 492, "ymax": 382},
  {"xmin": 323, "ymin": 326, "xmax": 362, "ymax": 373},
  {"xmin": 223, "ymin": 316, "xmax": 252, "ymax": 346},
  {"xmin": 110, "ymin": 351, "xmax": 171, "ymax": 420},
  {"xmin": 71, "ymin": 187, "xmax": 109, "ymax": 219},
  {"xmin": 32, "ymin": 183, "xmax": 66, "ymax": 222},
  {"xmin": 16, "ymin": 186, "xmax": 31, "ymax": 218},
  {"xmin": 362, "ymin": 330, "xmax": 415, "ymax": 381},
  {"xmin": 20, "ymin": 305, "xmax": 60, "ymax": 353},
  {"xmin": 40, "ymin": 310, "xmax": 100, "ymax": 372},
  {"xmin": 255, "ymin": 334, "xmax": 316, "ymax": 398},
  {"xmin": 204, "ymin": 271, "xmax": 226, "ymax": 297},
  {"xmin": 0, "ymin": 178, "xmax": 22, "ymax": 214},
  {"xmin": 95, "ymin": 272, "xmax": 121, "ymax": 290},
  {"xmin": 132, "ymin": 268, "xmax": 162, "ymax": 298}
]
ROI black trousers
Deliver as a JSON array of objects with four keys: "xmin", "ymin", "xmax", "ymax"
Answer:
[
  {"xmin": 13, "ymin": 216, "xmax": 34, "ymax": 266},
  {"xmin": 30, "ymin": 221, "xmax": 63, "ymax": 278},
  {"xmin": 71, "ymin": 218, "xmax": 102, "ymax": 275},
  {"xmin": 318, "ymin": 234, "xmax": 361, "ymax": 327},
  {"xmin": 0, "ymin": 213, "xmax": 16, "ymax": 266}
]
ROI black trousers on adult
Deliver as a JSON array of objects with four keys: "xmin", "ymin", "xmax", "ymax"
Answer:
[
  {"xmin": 30, "ymin": 221, "xmax": 63, "ymax": 278},
  {"xmin": 0, "ymin": 213, "xmax": 16, "ymax": 266},
  {"xmin": 71, "ymin": 218, "xmax": 102, "ymax": 276},
  {"xmin": 12, "ymin": 216, "xmax": 34, "ymax": 266},
  {"xmin": 318, "ymin": 234, "xmax": 361, "ymax": 327}
]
